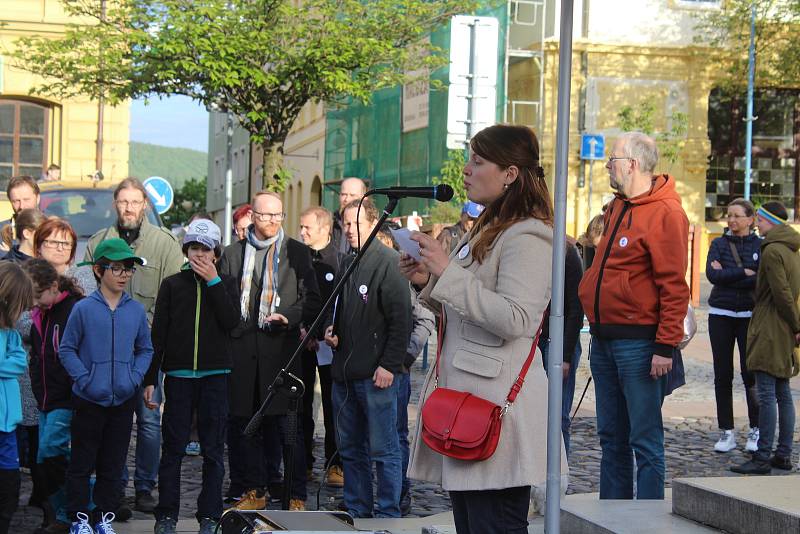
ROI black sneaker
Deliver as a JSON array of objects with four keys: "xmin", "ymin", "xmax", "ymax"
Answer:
[
  {"xmin": 114, "ymin": 503, "xmax": 133, "ymax": 522},
  {"xmin": 730, "ymin": 459, "xmax": 771, "ymax": 475},
  {"xmin": 769, "ymin": 455, "xmax": 793, "ymax": 471},
  {"xmin": 399, "ymin": 491, "xmax": 412, "ymax": 516},
  {"xmin": 135, "ymin": 490, "xmax": 157, "ymax": 512}
]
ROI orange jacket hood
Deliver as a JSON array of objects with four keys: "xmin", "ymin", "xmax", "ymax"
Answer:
[{"xmin": 578, "ymin": 174, "xmax": 690, "ymax": 356}]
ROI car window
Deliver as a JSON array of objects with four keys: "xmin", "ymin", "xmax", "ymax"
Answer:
[{"xmin": 40, "ymin": 189, "xmax": 160, "ymax": 238}]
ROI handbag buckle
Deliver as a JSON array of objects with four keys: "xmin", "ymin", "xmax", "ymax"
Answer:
[{"xmin": 500, "ymin": 401, "xmax": 511, "ymax": 418}]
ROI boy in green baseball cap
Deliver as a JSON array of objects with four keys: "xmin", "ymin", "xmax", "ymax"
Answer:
[{"xmin": 61, "ymin": 238, "xmax": 152, "ymax": 534}]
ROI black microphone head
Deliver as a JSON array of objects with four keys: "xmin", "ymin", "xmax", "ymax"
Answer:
[{"xmin": 434, "ymin": 184, "xmax": 454, "ymax": 202}]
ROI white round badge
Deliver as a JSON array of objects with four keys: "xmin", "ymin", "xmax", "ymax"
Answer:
[
  {"xmin": 753, "ymin": 252, "xmax": 759, "ymax": 261},
  {"xmin": 619, "ymin": 237, "xmax": 629, "ymax": 248},
  {"xmin": 359, "ymin": 284, "xmax": 368, "ymax": 295},
  {"xmin": 457, "ymin": 244, "xmax": 470, "ymax": 260},
  {"xmin": 325, "ymin": 272, "xmax": 334, "ymax": 282}
]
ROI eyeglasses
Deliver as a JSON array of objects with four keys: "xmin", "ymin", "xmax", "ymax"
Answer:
[
  {"xmin": 42, "ymin": 239, "xmax": 74, "ymax": 250},
  {"xmin": 252, "ymin": 210, "xmax": 285, "ymax": 222},
  {"xmin": 607, "ymin": 156, "xmax": 634, "ymax": 164},
  {"xmin": 115, "ymin": 200, "xmax": 145, "ymax": 208},
  {"xmin": 101, "ymin": 264, "xmax": 136, "ymax": 276},
  {"xmin": 726, "ymin": 214, "xmax": 751, "ymax": 219}
]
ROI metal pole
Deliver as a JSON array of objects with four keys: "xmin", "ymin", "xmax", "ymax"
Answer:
[
  {"xmin": 465, "ymin": 18, "xmax": 479, "ymax": 147},
  {"xmin": 224, "ymin": 111, "xmax": 233, "ymax": 246},
  {"xmin": 744, "ymin": 2, "xmax": 756, "ymax": 200},
  {"xmin": 587, "ymin": 159, "xmax": 593, "ymax": 222},
  {"xmin": 545, "ymin": 1, "xmax": 574, "ymax": 532}
]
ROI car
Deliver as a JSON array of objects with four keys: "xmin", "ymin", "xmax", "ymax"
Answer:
[{"xmin": 38, "ymin": 180, "xmax": 163, "ymax": 260}]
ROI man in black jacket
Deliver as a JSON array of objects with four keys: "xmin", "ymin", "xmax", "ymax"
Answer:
[
  {"xmin": 298, "ymin": 206, "xmax": 343, "ymax": 486},
  {"xmin": 219, "ymin": 191, "xmax": 321, "ymax": 511},
  {"xmin": 324, "ymin": 198, "xmax": 411, "ymax": 518},
  {"xmin": 538, "ymin": 240, "xmax": 584, "ymax": 455}
]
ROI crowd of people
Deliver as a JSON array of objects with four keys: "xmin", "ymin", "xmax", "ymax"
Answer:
[{"xmin": 0, "ymin": 124, "xmax": 797, "ymax": 534}]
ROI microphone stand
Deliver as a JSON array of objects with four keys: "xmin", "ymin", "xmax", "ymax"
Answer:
[{"xmin": 243, "ymin": 194, "xmax": 400, "ymax": 510}]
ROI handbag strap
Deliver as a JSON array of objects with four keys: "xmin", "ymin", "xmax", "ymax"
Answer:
[
  {"xmin": 434, "ymin": 305, "xmax": 547, "ymax": 410},
  {"xmin": 728, "ymin": 240, "xmax": 744, "ymax": 268}
]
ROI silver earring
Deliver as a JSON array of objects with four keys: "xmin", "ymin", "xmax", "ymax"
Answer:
[{"xmin": 503, "ymin": 183, "xmax": 509, "ymax": 190}]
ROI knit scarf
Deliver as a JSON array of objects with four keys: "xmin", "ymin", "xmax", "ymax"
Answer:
[{"xmin": 240, "ymin": 226, "xmax": 283, "ymax": 328}]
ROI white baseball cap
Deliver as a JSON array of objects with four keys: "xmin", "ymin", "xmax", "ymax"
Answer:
[{"xmin": 184, "ymin": 219, "xmax": 221, "ymax": 250}]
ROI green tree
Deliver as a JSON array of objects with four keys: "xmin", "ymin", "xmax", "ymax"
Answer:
[
  {"xmin": 12, "ymin": 0, "xmax": 474, "ymax": 190},
  {"xmin": 693, "ymin": 0, "xmax": 800, "ymax": 91},
  {"xmin": 433, "ymin": 149, "xmax": 468, "ymax": 204},
  {"xmin": 430, "ymin": 149, "xmax": 468, "ymax": 224},
  {"xmin": 617, "ymin": 97, "xmax": 688, "ymax": 165},
  {"xmin": 161, "ymin": 177, "xmax": 207, "ymax": 228}
]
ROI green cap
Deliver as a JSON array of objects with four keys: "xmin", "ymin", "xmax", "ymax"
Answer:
[{"xmin": 79, "ymin": 238, "xmax": 144, "ymax": 266}]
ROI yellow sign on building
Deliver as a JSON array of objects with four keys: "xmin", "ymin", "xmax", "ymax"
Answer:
[{"xmin": 0, "ymin": 0, "xmax": 130, "ymax": 189}]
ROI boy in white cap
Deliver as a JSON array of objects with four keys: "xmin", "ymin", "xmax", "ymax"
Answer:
[{"xmin": 145, "ymin": 219, "xmax": 240, "ymax": 534}]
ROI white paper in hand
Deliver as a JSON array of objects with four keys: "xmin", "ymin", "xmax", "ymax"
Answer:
[
  {"xmin": 390, "ymin": 228, "xmax": 421, "ymax": 261},
  {"xmin": 316, "ymin": 342, "xmax": 333, "ymax": 366}
]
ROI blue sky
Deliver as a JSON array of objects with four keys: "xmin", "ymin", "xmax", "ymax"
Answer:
[{"xmin": 129, "ymin": 95, "xmax": 209, "ymax": 153}]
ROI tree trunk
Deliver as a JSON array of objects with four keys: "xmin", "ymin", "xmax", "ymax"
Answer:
[{"xmin": 261, "ymin": 142, "xmax": 286, "ymax": 192}]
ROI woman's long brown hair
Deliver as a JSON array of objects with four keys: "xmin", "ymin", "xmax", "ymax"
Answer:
[{"xmin": 470, "ymin": 124, "xmax": 554, "ymax": 263}]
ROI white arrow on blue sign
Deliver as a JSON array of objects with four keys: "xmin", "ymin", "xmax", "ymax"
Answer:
[
  {"xmin": 143, "ymin": 176, "xmax": 174, "ymax": 215},
  {"xmin": 580, "ymin": 134, "xmax": 605, "ymax": 161}
]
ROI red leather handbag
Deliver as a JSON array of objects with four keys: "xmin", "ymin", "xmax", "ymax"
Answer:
[{"xmin": 421, "ymin": 309, "xmax": 545, "ymax": 461}]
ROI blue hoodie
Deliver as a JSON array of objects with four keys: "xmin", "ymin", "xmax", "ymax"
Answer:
[
  {"xmin": 59, "ymin": 290, "xmax": 153, "ymax": 407},
  {"xmin": 0, "ymin": 329, "xmax": 27, "ymax": 432}
]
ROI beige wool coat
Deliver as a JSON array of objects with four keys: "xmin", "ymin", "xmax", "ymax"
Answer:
[{"xmin": 408, "ymin": 217, "xmax": 568, "ymax": 491}]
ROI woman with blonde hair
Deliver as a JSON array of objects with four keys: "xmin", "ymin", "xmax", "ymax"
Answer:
[{"xmin": 400, "ymin": 124, "xmax": 566, "ymax": 533}]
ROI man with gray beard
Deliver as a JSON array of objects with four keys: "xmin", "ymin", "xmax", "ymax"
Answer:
[{"xmin": 84, "ymin": 177, "xmax": 184, "ymax": 515}]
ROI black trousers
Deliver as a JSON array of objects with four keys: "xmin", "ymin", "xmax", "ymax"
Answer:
[
  {"xmin": 156, "ymin": 375, "xmax": 228, "ymax": 522},
  {"xmin": 0, "ymin": 469, "xmax": 20, "ymax": 534},
  {"xmin": 709, "ymin": 314, "xmax": 759, "ymax": 429},
  {"xmin": 450, "ymin": 486, "xmax": 531, "ymax": 534},
  {"xmin": 227, "ymin": 415, "xmax": 307, "ymax": 500},
  {"xmin": 300, "ymin": 351, "xmax": 339, "ymax": 469},
  {"xmin": 66, "ymin": 395, "xmax": 135, "ymax": 520}
]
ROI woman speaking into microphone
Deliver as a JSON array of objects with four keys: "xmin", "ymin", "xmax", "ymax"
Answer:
[{"xmin": 400, "ymin": 124, "xmax": 565, "ymax": 534}]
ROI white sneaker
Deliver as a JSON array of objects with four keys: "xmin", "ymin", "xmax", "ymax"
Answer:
[
  {"xmin": 745, "ymin": 427, "xmax": 760, "ymax": 452},
  {"xmin": 714, "ymin": 430, "xmax": 736, "ymax": 452}
]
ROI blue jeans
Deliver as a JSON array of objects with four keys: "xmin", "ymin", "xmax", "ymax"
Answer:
[
  {"xmin": 540, "ymin": 340, "xmax": 582, "ymax": 455},
  {"xmin": 754, "ymin": 372, "xmax": 795, "ymax": 462},
  {"xmin": 395, "ymin": 372, "xmax": 411, "ymax": 497},
  {"xmin": 590, "ymin": 337, "xmax": 666, "ymax": 500},
  {"xmin": 332, "ymin": 378, "xmax": 401, "ymax": 518},
  {"xmin": 122, "ymin": 377, "xmax": 162, "ymax": 493}
]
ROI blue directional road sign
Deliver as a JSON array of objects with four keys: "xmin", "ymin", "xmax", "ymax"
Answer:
[
  {"xmin": 143, "ymin": 176, "xmax": 174, "ymax": 215},
  {"xmin": 580, "ymin": 134, "xmax": 605, "ymax": 160}
]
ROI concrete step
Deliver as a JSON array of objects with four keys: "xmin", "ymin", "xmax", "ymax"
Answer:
[
  {"xmin": 672, "ymin": 476, "xmax": 800, "ymax": 534},
  {"xmin": 560, "ymin": 491, "xmax": 718, "ymax": 534},
  {"xmin": 110, "ymin": 511, "xmax": 549, "ymax": 534}
]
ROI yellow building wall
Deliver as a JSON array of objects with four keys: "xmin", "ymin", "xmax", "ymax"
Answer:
[
  {"xmin": 0, "ymin": 0, "xmax": 130, "ymax": 182},
  {"xmin": 511, "ymin": 41, "xmax": 725, "ymax": 270}
]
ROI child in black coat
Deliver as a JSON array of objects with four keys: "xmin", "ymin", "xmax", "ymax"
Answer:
[{"xmin": 146, "ymin": 219, "xmax": 239, "ymax": 534}]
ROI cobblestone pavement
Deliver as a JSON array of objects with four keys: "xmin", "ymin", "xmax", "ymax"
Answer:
[{"xmin": 10, "ymin": 309, "xmax": 800, "ymax": 531}]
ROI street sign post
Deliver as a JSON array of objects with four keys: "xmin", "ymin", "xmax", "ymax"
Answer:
[
  {"xmin": 580, "ymin": 134, "xmax": 604, "ymax": 160},
  {"xmin": 144, "ymin": 176, "xmax": 174, "ymax": 215},
  {"xmin": 580, "ymin": 134, "xmax": 605, "ymax": 221}
]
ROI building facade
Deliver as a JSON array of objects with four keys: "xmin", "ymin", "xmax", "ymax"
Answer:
[
  {"xmin": 206, "ymin": 100, "xmax": 326, "ymax": 237},
  {"xmin": 0, "ymin": 0, "xmax": 130, "ymax": 188}
]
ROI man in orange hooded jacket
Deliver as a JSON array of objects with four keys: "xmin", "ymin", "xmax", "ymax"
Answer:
[{"xmin": 578, "ymin": 132, "xmax": 690, "ymax": 500}]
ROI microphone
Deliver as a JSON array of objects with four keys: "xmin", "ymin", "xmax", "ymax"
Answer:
[{"xmin": 368, "ymin": 184, "xmax": 454, "ymax": 202}]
